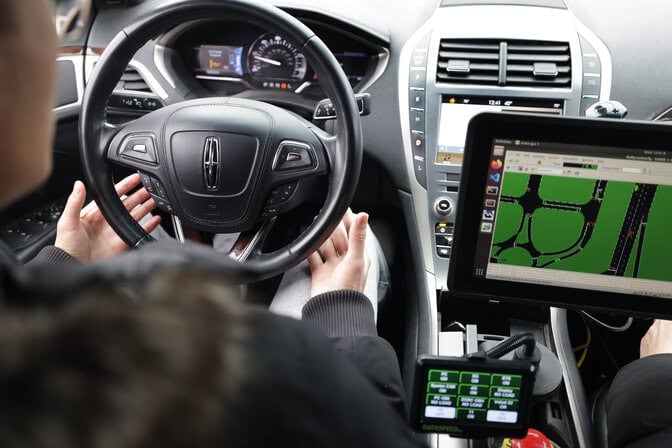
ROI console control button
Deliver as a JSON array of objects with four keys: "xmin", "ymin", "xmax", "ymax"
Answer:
[
  {"xmin": 436, "ymin": 234, "xmax": 453, "ymax": 247},
  {"xmin": 411, "ymin": 50, "xmax": 428, "ymax": 68},
  {"xmin": 409, "ymin": 69, "xmax": 426, "ymax": 89},
  {"xmin": 434, "ymin": 197, "xmax": 454, "ymax": 217},
  {"xmin": 410, "ymin": 109, "xmax": 425, "ymax": 130},
  {"xmin": 412, "ymin": 131, "xmax": 425, "ymax": 152},
  {"xmin": 410, "ymin": 89, "xmax": 425, "ymax": 109},
  {"xmin": 582, "ymin": 74, "xmax": 601, "ymax": 96},
  {"xmin": 437, "ymin": 246, "xmax": 451, "ymax": 258}
]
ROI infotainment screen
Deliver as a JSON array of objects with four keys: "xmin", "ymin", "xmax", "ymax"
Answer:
[
  {"xmin": 436, "ymin": 97, "xmax": 562, "ymax": 166},
  {"xmin": 448, "ymin": 113, "xmax": 672, "ymax": 317}
]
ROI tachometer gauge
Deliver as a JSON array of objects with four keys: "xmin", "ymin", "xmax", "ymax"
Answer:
[{"xmin": 247, "ymin": 33, "xmax": 308, "ymax": 82}]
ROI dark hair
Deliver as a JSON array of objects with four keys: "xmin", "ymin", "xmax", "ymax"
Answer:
[{"xmin": 0, "ymin": 270, "xmax": 247, "ymax": 448}]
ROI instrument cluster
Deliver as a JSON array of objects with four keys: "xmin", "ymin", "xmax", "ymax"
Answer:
[{"xmin": 172, "ymin": 20, "xmax": 382, "ymax": 98}]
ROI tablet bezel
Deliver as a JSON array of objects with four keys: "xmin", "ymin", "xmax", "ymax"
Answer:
[{"xmin": 448, "ymin": 112, "xmax": 672, "ymax": 318}]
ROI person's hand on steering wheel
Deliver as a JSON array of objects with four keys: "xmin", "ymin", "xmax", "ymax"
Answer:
[
  {"xmin": 55, "ymin": 174, "xmax": 161, "ymax": 262},
  {"xmin": 308, "ymin": 210, "xmax": 371, "ymax": 297}
]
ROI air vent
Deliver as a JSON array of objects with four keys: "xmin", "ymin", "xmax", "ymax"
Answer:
[
  {"xmin": 436, "ymin": 39, "xmax": 500, "ymax": 85},
  {"xmin": 116, "ymin": 66, "xmax": 152, "ymax": 93},
  {"xmin": 505, "ymin": 40, "xmax": 571, "ymax": 87},
  {"xmin": 436, "ymin": 39, "xmax": 571, "ymax": 88}
]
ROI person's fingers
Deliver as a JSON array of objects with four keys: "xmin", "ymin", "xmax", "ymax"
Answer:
[
  {"xmin": 319, "ymin": 237, "xmax": 338, "ymax": 261},
  {"xmin": 129, "ymin": 197, "xmax": 157, "ymax": 223},
  {"xmin": 80, "ymin": 174, "xmax": 143, "ymax": 217},
  {"xmin": 58, "ymin": 181, "xmax": 87, "ymax": 232},
  {"xmin": 342, "ymin": 208, "xmax": 355, "ymax": 231},
  {"xmin": 307, "ymin": 252, "xmax": 323, "ymax": 272},
  {"xmin": 331, "ymin": 221, "xmax": 349, "ymax": 256},
  {"xmin": 114, "ymin": 173, "xmax": 142, "ymax": 196},
  {"xmin": 346, "ymin": 212, "xmax": 368, "ymax": 261},
  {"xmin": 121, "ymin": 187, "xmax": 152, "ymax": 212},
  {"xmin": 141, "ymin": 215, "xmax": 162, "ymax": 235}
]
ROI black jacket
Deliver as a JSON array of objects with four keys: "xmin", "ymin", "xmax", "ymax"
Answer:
[
  {"xmin": 28, "ymin": 246, "xmax": 423, "ymax": 447},
  {"xmin": 606, "ymin": 354, "xmax": 672, "ymax": 447}
]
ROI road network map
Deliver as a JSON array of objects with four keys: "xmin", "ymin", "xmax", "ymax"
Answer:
[{"xmin": 490, "ymin": 173, "xmax": 672, "ymax": 283}]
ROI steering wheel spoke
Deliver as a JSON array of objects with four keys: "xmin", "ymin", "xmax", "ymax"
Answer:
[{"xmin": 230, "ymin": 217, "xmax": 278, "ymax": 262}]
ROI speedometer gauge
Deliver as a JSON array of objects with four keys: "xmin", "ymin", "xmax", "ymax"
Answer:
[{"xmin": 247, "ymin": 33, "xmax": 308, "ymax": 82}]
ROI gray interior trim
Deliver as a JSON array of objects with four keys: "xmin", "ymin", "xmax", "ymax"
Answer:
[
  {"xmin": 399, "ymin": 20, "xmax": 435, "ymax": 277},
  {"xmin": 550, "ymin": 307, "xmax": 593, "ymax": 448},
  {"xmin": 154, "ymin": 44, "xmax": 177, "ymax": 89},
  {"xmin": 440, "ymin": 0, "xmax": 567, "ymax": 8},
  {"xmin": 53, "ymin": 55, "xmax": 86, "ymax": 120},
  {"xmin": 126, "ymin": 60, "xmax": 169, "ymax": 100},
  {"xmin": 571, "ymin": 16, "xmax": 613, "ymax": 101},
  {"xmin": 356, "ymin": 48, "xmax": 390, "ymax": 94}
]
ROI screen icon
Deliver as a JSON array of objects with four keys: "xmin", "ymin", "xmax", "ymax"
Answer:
[
  {"xmin": 486, "ymin": 186, "xmax": 499, "ymax": 195},
  {"xmin": 493, "ymin": 145, "xmax": 505, "ymax": 156},
  {"xmin": 482, "ymin": 209, "xmax": 495, "ymax": 221},
  {"xmin": 485, "ymin": 199, "xmax": 496, "ymax": 207},
  {"xmin": 480, "ymin": 222, "xmax": 493, "ymax": 233},
  {"xmin": 490, "ymin": 159, "xmax": 503, "ymax": 170},
  {"xmin": 489, "ymin": 173, "xmax": 501, "ymax": 183}
]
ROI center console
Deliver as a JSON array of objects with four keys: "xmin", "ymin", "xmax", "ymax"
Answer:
[{"xmin": 399, "ymin": 2, "xmax": 613, "ymax": 447}]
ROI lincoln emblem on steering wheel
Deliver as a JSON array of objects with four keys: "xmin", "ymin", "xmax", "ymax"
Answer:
[{"xmin": 203, "ymin": 136, "xmax": 221, "ymax": 191}]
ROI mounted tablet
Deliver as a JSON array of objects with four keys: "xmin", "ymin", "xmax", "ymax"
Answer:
[{"xmin": 448, "ymin": 113, "xmax": 672, "ymax": 317}]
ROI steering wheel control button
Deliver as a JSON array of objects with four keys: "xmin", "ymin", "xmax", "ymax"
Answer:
[
  {"xmin": 139, "ymin": 173, "xmax": 155, "ymax": 194},
  {"xmin": 152, "ymin": 195, "xmax": 173, "ymax": 213},
  {"xmin": 151, "ymin": 178, "xmax": 168, "ymax": 200},
  {"xmin": 434, "ymin": 197, "xmax": 454, "ymax": 217},
  {"xmin": 120, "ymin": 135, "xmax": 157, "ymax": 164},
  {"xmin": 265, "ymin": 182, "xmax": 299, "ymax": 207},
  {"xmin": 273, "ymin": 142, "xmax": 316, "ymax": 172}
]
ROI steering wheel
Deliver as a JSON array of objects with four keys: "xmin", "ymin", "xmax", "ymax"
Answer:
[{"xmin": 79, "ymin": 0, "xmax": 363, "ymax": 281}]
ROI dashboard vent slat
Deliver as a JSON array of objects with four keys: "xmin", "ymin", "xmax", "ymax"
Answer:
[
  {"xmin": 435, "ymin": 39, "xmax": 571, "ymax": 88},
  {"xmin": 505, "ymin": 40, "xmax": 571, "ymax": 87},
  {"xmin": 436, "ymin": 39, "xmax": 500, "ymax": 86},
  {"xmin": 116, "ymin": 66, "xmax": 152, "ymax": 93}
]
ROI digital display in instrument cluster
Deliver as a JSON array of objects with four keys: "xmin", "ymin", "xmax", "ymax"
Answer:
[{"xmin": 195, "ymin": 45, "xmax": 244, "ymax": 77}]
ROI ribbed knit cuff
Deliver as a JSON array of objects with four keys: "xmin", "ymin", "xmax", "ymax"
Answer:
[
  {"xmin": 28, "ymin": 246, "xmax": 80, "ymax": 266},
  {"xmin": 302, "ymin": 290, "xmax": 377, "ymax": 338}
]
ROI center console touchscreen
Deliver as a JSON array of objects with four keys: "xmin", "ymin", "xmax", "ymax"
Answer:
[
  {"xmin": 448, "ymin": 112, "xmax": 672, "ymax": 317},
  {"xmin": 436, "ymin": 97, "xmax": 562, "ymax": 166},
  {"xmin": 412, "ymin": 356, "xmax": 535, "ymax": 438}
]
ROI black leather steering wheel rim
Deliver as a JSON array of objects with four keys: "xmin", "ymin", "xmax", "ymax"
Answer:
[{"xmin": 79, "ymin": 0, "xmax": 363, "ymax": 281}]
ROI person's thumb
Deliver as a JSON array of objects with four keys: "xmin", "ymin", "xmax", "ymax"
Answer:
[
  {"xmin": 346, "ymin": 212, "xmax": 368, "ymax": 260},
  {"xmin": 58, "ymin": 181, "xmax": 86, "ymax": 232}
]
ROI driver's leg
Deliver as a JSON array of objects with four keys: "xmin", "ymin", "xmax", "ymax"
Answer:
[{"xmin": 269, "ymin": 224, "xmax": 389, "ymax": 321}]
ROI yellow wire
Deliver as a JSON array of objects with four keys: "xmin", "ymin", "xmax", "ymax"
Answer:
[
  {"xmin": 575, "ymin": 320, "xmax": 592, "ymax": 368},
  {"xmin": 577, "ymin": 346, "xmax": 589, "ymax": 368}
]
